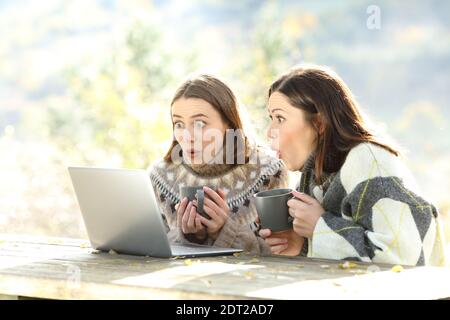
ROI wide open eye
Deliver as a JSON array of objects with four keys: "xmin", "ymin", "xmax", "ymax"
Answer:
[
  {"xmin": 194, "ymin": 120, "xmax": 206, "ymax": 129},
  {"xmin": 173, "ymin": 121, "xmax": 184, "ymax": 129},
  {"xmin": 276, "ymin": 116, "xmax": 286, "ymax": 124}
]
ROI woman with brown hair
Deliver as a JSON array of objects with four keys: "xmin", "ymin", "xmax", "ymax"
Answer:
[
  {"xmin": 259, "ymin": 65, "xmax": 447, "ymax": 266},
  {"xmin": 148, "ymin": 74, "xmax": 287, "ymax": 253}
]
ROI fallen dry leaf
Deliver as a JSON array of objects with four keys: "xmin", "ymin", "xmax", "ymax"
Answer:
[
  {"xmin": 201, "ymin": 279, "xmax": 212, "ymax": 287},
  {"xmin": 184, "ymin": 259, "xmax": 193, "ymax": 266},
  {"xmin": 233, "ymin": 252, "xmax": 242, "ymax": 257},
  {"xmin": 391, "ymin": 265, "xmax": 404, "ymax": 273},
  {"xmin": 244, "ymin": 271, "xmax": 254, "ymax": 280},
  {"xmin": 248, "ymin": 258, "xmax": 260, "ymax": 264},
  {"xmin": 170, "ymin": 256, "xmax": 186, "ymax": 260},
  {"xmin": 108, "ymin": 249, "xmax": 118, "ymax": 255},
  {"xmin": 338, "ymin": 261, "xmax": 358, "ymax": 269}
]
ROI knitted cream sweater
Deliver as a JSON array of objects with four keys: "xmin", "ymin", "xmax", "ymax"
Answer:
[
  {"xmin": 148, "ymin": 146, "xmax": 289, "ymax": 254},
  {"xmin": 299, "ymin": 142, "xmax": 447, "ymax": 266}
]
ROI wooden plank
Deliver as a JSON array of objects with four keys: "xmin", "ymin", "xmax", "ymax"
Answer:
[
  {"xmin": 0, "ymin": 233, "xmax": 88, "ymax": 247},
  {"xmin": 0, "ymin": 236, "xmax": 450, "ymax": 299},
  {"xmin": 0, "ymin": 294, "xmax": 18, "ymax": 300}
]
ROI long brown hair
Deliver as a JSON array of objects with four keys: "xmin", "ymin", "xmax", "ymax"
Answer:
[
  {"xmin": 269, "ymin": 65, "xmax": 399, "ymax": 184},
  {"xmin": 164, "ymin": 74, "xmax": 249, "ymax": 163}
]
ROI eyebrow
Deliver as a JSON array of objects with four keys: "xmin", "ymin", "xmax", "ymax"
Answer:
[
  {"xmin": 172, "ymin": 113, "xmax": 209, "ymax": 119},
  {"xmin": 190, "ymin": 113, "xmax": 208, "ymax": 119},
  {"xmin": 270, "ymin": 108, "xmax": 287, "ymax": 114}
]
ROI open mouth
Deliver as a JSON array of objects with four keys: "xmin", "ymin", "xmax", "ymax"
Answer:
[{"xmin": 186, "ymin": 149, "xmax": 200, "ymax": 157}]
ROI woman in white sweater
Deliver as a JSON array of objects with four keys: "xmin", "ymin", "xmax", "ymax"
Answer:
[{"xmin": 258, "ymin": 65, "xmax": 447, "ymax": 266}]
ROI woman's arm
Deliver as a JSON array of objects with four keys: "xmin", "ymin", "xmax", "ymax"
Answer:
[
  {"xmin": 309, "ymin": 181, "xmax": 446, "ymax": 266},
  {"xmin": 308, "ymin": 145, "xmax": 447, "ymax": 266},
  {"xmin": 213, "ymin": 217, "xmax": 272, "ymax": 255}
]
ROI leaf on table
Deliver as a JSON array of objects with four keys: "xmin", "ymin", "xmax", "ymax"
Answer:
[
  {"xmin": 338, "ymin": 261, "xmax": 358, "ymax": 269},
  {"xmin": 170, "ymin": 256, "xmax": 186, "ymax": 260},
  {"xmin": 391, "ymin": 265, "xmax": 404, "ymax": 273},
  {"xmin": 201, "ymin": 279, "xmax": 212, "ymax": 287}
]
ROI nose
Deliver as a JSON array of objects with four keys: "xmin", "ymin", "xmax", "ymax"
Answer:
[
  {"xmin": 267, "ymin": 124, "xmax": 277, "ymax": 140},
  {"xmin": 183, "ymin": 127, "xmax": 195, "ymax": 143},
  {"xmin": 266, "ymin": 124, "xmax": 272, "ymax": 139}
]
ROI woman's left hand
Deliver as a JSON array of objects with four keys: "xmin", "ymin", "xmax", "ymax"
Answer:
[
  {"xmin": 287, "ymin": 190, "xmax": 325, "ymax": 238},
  {"xmin": 194, "ymin": 187, "xmax": 229, "ymax": 240}
]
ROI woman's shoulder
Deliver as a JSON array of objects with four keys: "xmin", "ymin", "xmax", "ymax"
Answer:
[
  {"xmin": 147, "ymin": 158, "xmax": 185, "ymax": 186},
  {"xmin": 244, "ymin": 145, "xmax": 287, "ymax": 177},
  {"xmin": 225, "ymin": 146, "xmax": 289, "ymax": 210},
  {"xmin": 148, "ymin": 157, "xmax": 182, "ymax": 173},
  {"xmin": 240, "ymin": 145, "xmax": 289, "ymax": 189},
  {"xmin": 343, "ymin": 142, "xmax": 401, "ymax": 171},
  {"xmin": 340, "ymin": 142, "xmax": 418, "ymax": 194},
  {"xmin": 147, "ymin": 158, "xmax": 185, "ymax": 204}
]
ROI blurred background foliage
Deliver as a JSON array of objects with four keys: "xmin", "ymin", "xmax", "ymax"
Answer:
[{"xmin": 0, "ymin": 0, "xmax": 449, "ymax": 244}]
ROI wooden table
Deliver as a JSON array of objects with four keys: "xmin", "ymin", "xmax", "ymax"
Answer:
[{"xmin": 0, "ymin": 234, "xmax": 449, "ymax": 300}]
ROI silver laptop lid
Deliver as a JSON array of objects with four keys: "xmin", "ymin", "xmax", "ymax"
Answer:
[{"xmin": 68, "ymin": 167, "xmax": 172, "ymax": 257}]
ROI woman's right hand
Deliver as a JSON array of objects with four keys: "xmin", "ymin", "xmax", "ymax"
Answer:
[
  {"xmin": 259, "ymin": 228, "xmax": 289, "ymax": 254},
  {"xmin": 175, "ymin": 197, "xmax": 207, "ymax": 241},
  {"xmin": 259, "ymin": 228, "xmax": 304, "ymax": 256}
]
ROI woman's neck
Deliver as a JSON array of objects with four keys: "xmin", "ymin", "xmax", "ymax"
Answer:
[
  {"xmin": 185, "ymin": 162, "xmax": 234, "ymax": 177},
  {"xmin": 183, "ymin": 149, "xmax": 235, "ymax": 177},
  {"xmin": 300, "ymin": 151, "xmax": 316, "ymax": 173}
]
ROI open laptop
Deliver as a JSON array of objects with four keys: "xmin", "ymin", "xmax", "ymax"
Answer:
[{"xmin": 68, "ymin": 167, "xmax": 243, "ymax": 258}]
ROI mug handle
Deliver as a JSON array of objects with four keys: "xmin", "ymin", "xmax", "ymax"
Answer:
[{"xmin": 287, "ymin": 194, "xmax": 295, "ymax": 225}]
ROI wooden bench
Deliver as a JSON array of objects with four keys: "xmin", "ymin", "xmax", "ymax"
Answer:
[{"xmin": 0, "ymin": 234, "xmax": 449, "ymax": 299}]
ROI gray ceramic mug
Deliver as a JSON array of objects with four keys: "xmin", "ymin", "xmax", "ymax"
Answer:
[
  {"xmin": 253, "ymin": 188, "xmax": 294, "ymax": 232},
  {"xmin": 179, "ymin": 185, "xmax": 218, "ymax": 219}
]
